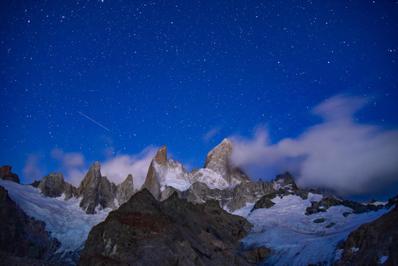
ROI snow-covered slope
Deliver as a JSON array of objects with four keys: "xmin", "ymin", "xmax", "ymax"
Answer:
[
  {"xmin": 233, "ymin": 194, "xmax": 390, "ymax": 266},
  {"xmin": 154, "ymin": 160, "xmax": 191, "ymax": 191},
  {"xmin": 0, "ymin": 180, "xmax": 109, "ymax": 254},
  {"xmin": 190, "ymin": 168, "xmax": 230, "ymax": 189}
]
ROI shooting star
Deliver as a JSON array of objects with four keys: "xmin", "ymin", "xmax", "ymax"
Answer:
[{"xmin": 77, "ymin": 111, "xmax": 110, "ymax": 132}]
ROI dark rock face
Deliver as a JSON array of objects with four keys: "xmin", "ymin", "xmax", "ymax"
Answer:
[
  {"xmin": 116, "ymin": 174, "xmax": 135, "ymax": 205},
  {"xmin": 0, "ymin": 165, "xmax": 20, "ymax": 183},
  {"xmin": 239, "ymin": 247, "xmax": 271, "ymax": 264},
  {"xmin": 38, "ymin": 172, "xmax": 77, "ymax": 199},
  {"xmin": 30, "ymin": 180, "xmax": 41, "ymax": 188},
  {"xmin": 182, "ymin": 181, "xmax": 232, "ymax": 205},
  {"xmin": 252, "ymin": 195, "xmax": 275, "ymax": 211},
  {"xmin": 204, "ymin": 138, "xmax": 251, "ymax": 185},
  {"xmin": 0, "ymin": 186, "xmax": 60, "ymax": 263},
  {"xmin": 273, "ymin": 172, "xmax": 298, "ymax": 190},
  {"xmin": 226, "ymin": 181, "xmax": 275, "ymax": 211},
  {"xmin": 78, "ymin": 162, "xmax": 116, "ymax": 214},
  {"xmin": 80, "ymin": 189, "xmax": 256, "ymax": 266},
  {"xmin": 305, "ymin": 197, "xmax": 383, "ymax": 215},
  {"xmin": 336, "ymin": 205, "xmax": 398, "ymax": 266}
]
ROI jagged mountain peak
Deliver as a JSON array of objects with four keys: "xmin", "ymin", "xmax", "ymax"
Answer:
[
  {"xmin": 78, "ymin": 161, "xmax": 116, "ymax": 214},
  {"xmin": 38, "ymin": 172, "xmax": 77, "ymax": 199},
  {"xmin": 273, "ymin": 172, "xmax": 298, "ymax": 190},
  {"xmin": 116, "ymin": 174, "xmax": 135, "ymax": 205},
  {"xmin": 154, "ymin": 145, "xmax": 167, "ymax": 164},
  {"xmin": 204, "ymin": 138, "xmax": 250, "ymax": 186}
]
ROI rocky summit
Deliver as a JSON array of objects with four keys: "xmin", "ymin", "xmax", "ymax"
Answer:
[
  {"xmin": 204, "ymin": 138, "xmax": 250, "ymax": 186},
  {"xmin": 38, "ymin": 172, "xmax": 77, "ymax": 199},
  {"xmin": 79, "ymin": 189, "xmax": 260, "ymax": 266},
  {"xmin": 77, "ymin": 161, "xmax": 117, "ymax": 214}
]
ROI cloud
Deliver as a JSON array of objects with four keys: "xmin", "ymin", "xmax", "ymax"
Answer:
[
  {"xmin": 231, "ymin": 95, "xmax": 398, "ymax": 197},
  {"xmin": 203, "ymin": 127, "xmax": 221, "ymax": 142},
  {"xmin": 23, "ymin": 154, "xmax": 44, "ymax": 182},
  {"xmin": 101, "ymin": 146, "xmax": 157, "ymax": 188},
  {"xmin": 51, "ymin": 148, "xmax": 86, "ymax": 186}
]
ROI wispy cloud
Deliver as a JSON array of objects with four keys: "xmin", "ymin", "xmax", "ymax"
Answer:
[
  {"xmin": 51, "ymin": 148, "xmax": 86, "ymax": 186},
  {"xmin": 23, "ymin": 154, "xmax": 44, "ymax": 182},
  {"xmin": 203, "ymin": 127, "xmax": 221, "ymax": 142},
  {"xmin": 231, "ymin": 95, "xmax": 398, "ymax": 196}
]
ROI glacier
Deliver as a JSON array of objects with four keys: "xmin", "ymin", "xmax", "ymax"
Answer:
[{"xmin": 233, "ymin": 193, "xmax": 390, "ymax": 266}]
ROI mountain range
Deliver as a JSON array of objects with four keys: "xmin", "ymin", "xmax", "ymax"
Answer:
[{"xmin": 0, "ymin": 138, "xmax": 397, "ymax": 265}]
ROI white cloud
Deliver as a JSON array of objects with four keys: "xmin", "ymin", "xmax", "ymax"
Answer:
[
  {"xmin": 101, "ymin": 146, "xmax": 157, "ymax": 188},
  {"xmin": 49, "ymin": 146, "xmax": 157, "ymax": 187},
  {"xmin": 23, "ymin": 154, "xmax": 44, "ymax": 182},
  {"xmin": 51, "ymin": 148, "xmax": 86, "ymax": 186},
  {"xmin": 231, "ymin": 95, "xmax": 398, "ymax": 196}
]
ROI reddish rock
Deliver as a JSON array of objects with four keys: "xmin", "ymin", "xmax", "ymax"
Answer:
[{"xmin": 0, "ymin": 165, "xmax": 20, "ymax": 184}]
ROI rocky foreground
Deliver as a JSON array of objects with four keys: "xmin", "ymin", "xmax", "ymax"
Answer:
[{"xmin": 80, "ymin": 189, "xmax": 268, "ymax": 266}]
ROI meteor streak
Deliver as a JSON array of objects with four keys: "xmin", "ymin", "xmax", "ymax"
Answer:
[{"xmin": 77, "ymin": 111, "xmax": 110, "ymax": 132}]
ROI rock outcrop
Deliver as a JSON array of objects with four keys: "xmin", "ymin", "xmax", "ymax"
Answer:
[
  {"xmin": 38, "ymin": 172, "xmax": 77, "ymax": 199},
  {"xmin": 226, "ymin": 181, "xmax": 275, "ymax": 211},
  {"xmin": 142, "ymin": 146, "xmax": 190, "ymax": 199},
  {"xmin": 204, "ymin": 138, "xmax": 250, "ymax": 186},
  {"xmin": 0, "ymin": 186, "xmax": 60, "ymax": 263},
  {"xmin": 116, "ymin": 174, "xmax": 135, "ymax": 205},
  {"xmin": 305, "ymin": 196, "xmax": 383, "ymax": 216},
  {"xmin": 336, "ymin": 205, "xmax": 398, "ymax": 266},
  {"xmin": 80, "ymin": 189, "xmax": 255, "ymax": 266},
  {"xmin": 78, "ymin": 162, "xmax": 116, "ymax": 214},
  {"xmin": 0, "ymin": 165, "xmax": 20, "ymax": 183}
]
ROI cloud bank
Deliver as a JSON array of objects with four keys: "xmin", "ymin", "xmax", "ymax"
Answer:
[
  {"xmin": 47, "ymin": 146, "xmax": 156, "ymax": 187},
  {"xmin": 101, "ymin": 147, "xmax": 157, "ymax": 188},
  {"xmin": 231, "ymin": 95, "xmax": 398, "ymax": 196}
]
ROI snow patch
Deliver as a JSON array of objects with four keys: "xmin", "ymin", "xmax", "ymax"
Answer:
[{"xmin": 190, "ymin": 168, "xmax": 229, "ymax": 189}]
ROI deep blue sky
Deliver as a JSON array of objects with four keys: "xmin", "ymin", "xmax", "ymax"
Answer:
[{"xmin": 1, "ymin": 0, "xmax": 397, "ymax": 184}]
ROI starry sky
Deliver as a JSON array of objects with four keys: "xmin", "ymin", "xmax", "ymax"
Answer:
[{"xmin": 1, "ymin": 1, "xmax": 397, "ymax": 186}]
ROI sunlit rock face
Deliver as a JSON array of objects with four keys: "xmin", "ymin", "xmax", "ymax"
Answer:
[
  {"xmin": 204, "ymin": 138, "xmax": 250, "ymax": 186},
  {"xmin": 142, "ymin": 145, "xmax": 191, "ymax": 199},
  {"xmin": 78, "ymin": 162, "xmax": 117, "ymax": 214}
]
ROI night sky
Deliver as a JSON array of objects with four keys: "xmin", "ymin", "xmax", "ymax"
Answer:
[{"xmin": 1, "ymin": 1, "xmax": 397, "ymax": 185}]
